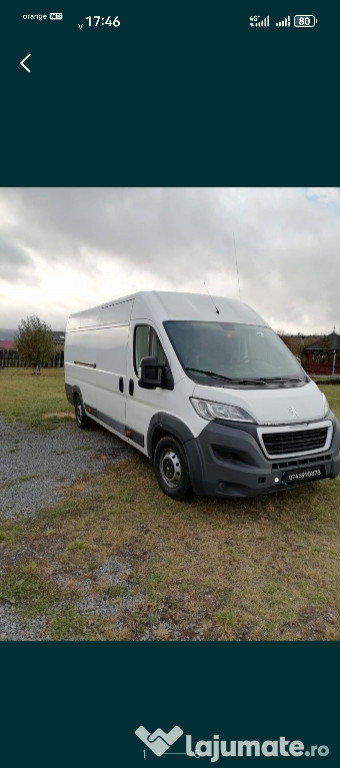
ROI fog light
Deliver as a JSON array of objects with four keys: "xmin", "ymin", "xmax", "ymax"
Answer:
[{"xmin": 274, "ymin": 477, "xmax": 280, "ymax": 483}]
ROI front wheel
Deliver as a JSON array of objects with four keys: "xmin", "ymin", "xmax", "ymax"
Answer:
[
  {"xmin": 74, "ymin": 395, "xmax": 89, "ymax": 429},
  {"xmin": 154, "ymin": 436, "xmax": 191, "ymax": 500}
]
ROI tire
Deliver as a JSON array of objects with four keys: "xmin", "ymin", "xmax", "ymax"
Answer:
[
  {"xmin": 74, "ymin": 395, "xmax": 89, "ymax": 429},
  {"xmin": 154, "ymin": 436, "xmax": 191, "ymax": 500}
]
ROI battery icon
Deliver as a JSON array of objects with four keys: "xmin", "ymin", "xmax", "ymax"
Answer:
[{"xmin": 294, "ymin": 15, "xmax": 317, "ymax": 27}]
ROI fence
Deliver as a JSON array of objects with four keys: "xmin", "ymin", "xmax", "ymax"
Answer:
[{"xmin": 0, "ymin": 350, "xmax": 64, "ymax": 368}]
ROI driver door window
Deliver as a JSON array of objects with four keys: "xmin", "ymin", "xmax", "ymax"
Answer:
[{"xmin": 134, "ymin": 325, "xmax": 166, "ymax": 380}]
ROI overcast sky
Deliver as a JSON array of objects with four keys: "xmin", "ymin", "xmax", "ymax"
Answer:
[{"xmin": 0, "ymin": 187, "xmax": 339, "ymax": 334}]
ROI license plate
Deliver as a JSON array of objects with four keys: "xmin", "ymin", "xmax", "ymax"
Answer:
[{"xmin": 282, "ymin": 465, "xmax": 326, "ymax": 485}]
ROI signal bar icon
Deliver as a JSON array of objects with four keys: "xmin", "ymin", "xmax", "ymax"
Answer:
[
  {"xmin": 276, "ymin": 15, "xmax": 290, "ymax": 26},
  {"xmin": 250, "ymin": 15, "xmax": 270, "ymax": 26}
]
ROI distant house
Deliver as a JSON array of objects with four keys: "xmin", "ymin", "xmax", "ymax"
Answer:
[
  {"xmin": 0, "ymin": 340, "xmax": 16, "ymax": 352},
  {"xmin": 304, "ymin": 331, "xmax": 340, "ymax": 376},
  {"xmin": 0, "ymin": 339, "xmax": 18, "ymax": 367}
]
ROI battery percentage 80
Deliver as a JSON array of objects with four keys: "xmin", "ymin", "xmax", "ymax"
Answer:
[{"xmin": 294, "ymin": 15, "xmax": 317, "ymax": 27}]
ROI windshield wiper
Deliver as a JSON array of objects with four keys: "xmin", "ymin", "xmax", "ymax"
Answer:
[
  {"xmin": 261, "ymin": 376, "xmax": 302, "ymax": 383},
  {"xmin": 235, "ymin": 376, "xmax": 303, "ymax": 386},
  {"xmin": 185, "ymin": 367, "xmax": 234, "ymax": 382},
  {"xmin": 264, "ymin": 376, "xmax": 301, "ymax": 381},
  {"xmin": 234, "ymin": 378, "xmax": 267, "ymax": 385}
]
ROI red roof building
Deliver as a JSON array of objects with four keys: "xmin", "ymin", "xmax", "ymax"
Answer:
[
  {"xmin": 0, "ymin": 340, "xmax": 17, "ymax": 350},
  {"xmin": 304, "ymin": 331, "xmax": 340, "ymax": 375},
  {"xmin": 0, "ymin": 339, "xmax": 18, "ymax": 366}
]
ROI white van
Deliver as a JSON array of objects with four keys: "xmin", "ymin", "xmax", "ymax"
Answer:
[{"xmin": 65, "ymin": 291, "xmax": 340, "ymax": 500}]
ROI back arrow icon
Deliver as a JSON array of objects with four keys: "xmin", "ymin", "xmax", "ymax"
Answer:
[{"xmin": 20, "ymin": 54, "xmax": 31, "ymax": 72}]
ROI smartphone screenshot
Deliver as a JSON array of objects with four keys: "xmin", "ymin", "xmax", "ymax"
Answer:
[{"xmin": 1, "ymin": 2, "xmax": 339, "ymax": 767}]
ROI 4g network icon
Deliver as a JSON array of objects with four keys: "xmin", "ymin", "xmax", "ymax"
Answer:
[{"xmin": 135, "ymin": 725, "xmax": 330, "ymax": 761}]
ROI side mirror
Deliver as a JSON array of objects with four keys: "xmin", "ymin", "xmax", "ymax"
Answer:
[
  {"xmin": 138, "ymin": 357, "xmax": 174, "ymax": 390},
  {"xmin": 139, "ymin": 356, "xmax": 159, "ymax": 388}
]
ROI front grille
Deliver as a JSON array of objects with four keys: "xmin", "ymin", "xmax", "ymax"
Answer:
[
  {"xmin": 257, "ymin": 421, "xmax": 332, "ymax": 459},
  {"xmin": 262, "ymin": 428, "xmax": 328, "ymax": 456}
]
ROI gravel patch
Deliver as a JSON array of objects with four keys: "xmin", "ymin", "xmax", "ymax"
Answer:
[
  {"xmin": 77, "ymin": 595, "xmax": 119, "ymax": 618},
  {"xmin": 0, "ymin": 417, "xmax": 133, "ymax": 519},
  {"xmin": 0, "ymin": 419, "xmax": 144, "ymax": 640},
  {"xmin": 0, "ymin": 604, "xmax": 47, "ymax": 641},
  {"xmin": 77, "ymin": 592, "xmax": 145, "ymax": 620},
  {"xmin": 77, "ymin": 554, "xmax": 144, "ymax": 619},
  {"xmin": 96, "ymin": 554, "xmax": 131, "ymax": 585}
]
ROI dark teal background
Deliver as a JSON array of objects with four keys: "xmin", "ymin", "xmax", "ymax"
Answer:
[
  {"xmin": 1, "ymin": 1, "xmax": 339, "ymax": 764},
  {"xmin": 1, "ymin": 642, "xmax": 339, "ymax": 765},
  {"xmin": 2, "ymin": 0, "xmax": 340, "ymax": 184}
]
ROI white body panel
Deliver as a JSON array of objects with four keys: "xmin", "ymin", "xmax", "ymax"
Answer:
[{"xmin": 65, "ymin": 297, "xmax": 134, "ymax": 439}]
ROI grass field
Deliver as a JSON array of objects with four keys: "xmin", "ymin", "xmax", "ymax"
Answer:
[
  {"xmin": 0, "ymin": 368, "xmax": 339, "ymax": 641},
  {"xmin": 0, "ymin": 368, "xmax": 74, "ymax": 428}
]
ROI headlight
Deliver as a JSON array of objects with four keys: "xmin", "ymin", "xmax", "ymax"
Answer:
[
  {"xmin": 190, "ymin": 397, "xmax": 256, "ymax": 423},
  {"xmin": 322, "ymin": 393, "xmax": 330, "ymax": 418}
]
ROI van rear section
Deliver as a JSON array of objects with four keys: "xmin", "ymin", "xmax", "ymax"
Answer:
[
  {"xmin": 65, "ymin": 297, "xmax": 134, "ymax": 434},
  {"xmin": 65, "ymin": 291, "xmax": 340, "ymax": 500}
]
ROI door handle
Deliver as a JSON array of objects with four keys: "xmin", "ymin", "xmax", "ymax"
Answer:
[
  {"xmin": 129, "ymin": 379, "xmax": 134, "ymax": 396},
  {"xmin": 119, "ymin": 377, "xmax": 124, "ymax": 393}
]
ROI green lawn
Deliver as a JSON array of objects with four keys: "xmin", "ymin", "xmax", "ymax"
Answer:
[
  {"xmin": 0, "ymin": 368, "xmax": 339, "ymax": 641},
  {"xmin": 0, "ymin": 368, "xmax": 74, "ymax": 428},
  {"xmin": 318, "ymin": 383, "xmax": 340, "ymax": 417}
]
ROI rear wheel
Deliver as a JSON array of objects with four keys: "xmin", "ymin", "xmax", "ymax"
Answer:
[
  {"xmin": 154, "ymin": 436, "xmax": 191, "ymax": 500},
  {"xmin": 74, "ymin": 395, "xmax": 88, "ymax": 429}
]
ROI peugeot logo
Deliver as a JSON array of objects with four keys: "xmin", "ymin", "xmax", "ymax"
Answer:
[{"xmin": 289, "ymin": 407, "xmax": 299, "ymax": 418}]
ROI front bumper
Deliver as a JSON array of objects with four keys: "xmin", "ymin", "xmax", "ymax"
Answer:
[{"xmin": 185, "ymin": 417, "xmax": 340, "ymax": 498}]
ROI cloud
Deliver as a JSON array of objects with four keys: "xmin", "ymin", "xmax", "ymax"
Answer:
[
  {"xmin": 306, "ymin": 188, "xmax": 340, "ymax": 205},
  {"xmin": 0, "ymin": 235, "xmax": 33, "ymax": 282},
  {"xmin": 0, "ymin": 187, "xmax": 339, "ymax": 333}
]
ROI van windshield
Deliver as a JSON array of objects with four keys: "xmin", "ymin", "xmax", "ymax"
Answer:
[{"xmin": 164, "ymin": 321, "xmax": 306, "ymax": 386}]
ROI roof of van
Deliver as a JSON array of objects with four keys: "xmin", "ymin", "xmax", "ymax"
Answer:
[
  {"xmin": 135, "ymin": 292, "xmax": 268, "ymax": 326},
  {"xmin": 68, "ymin": 291, "xmax": 268, "ymax": 328}
]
